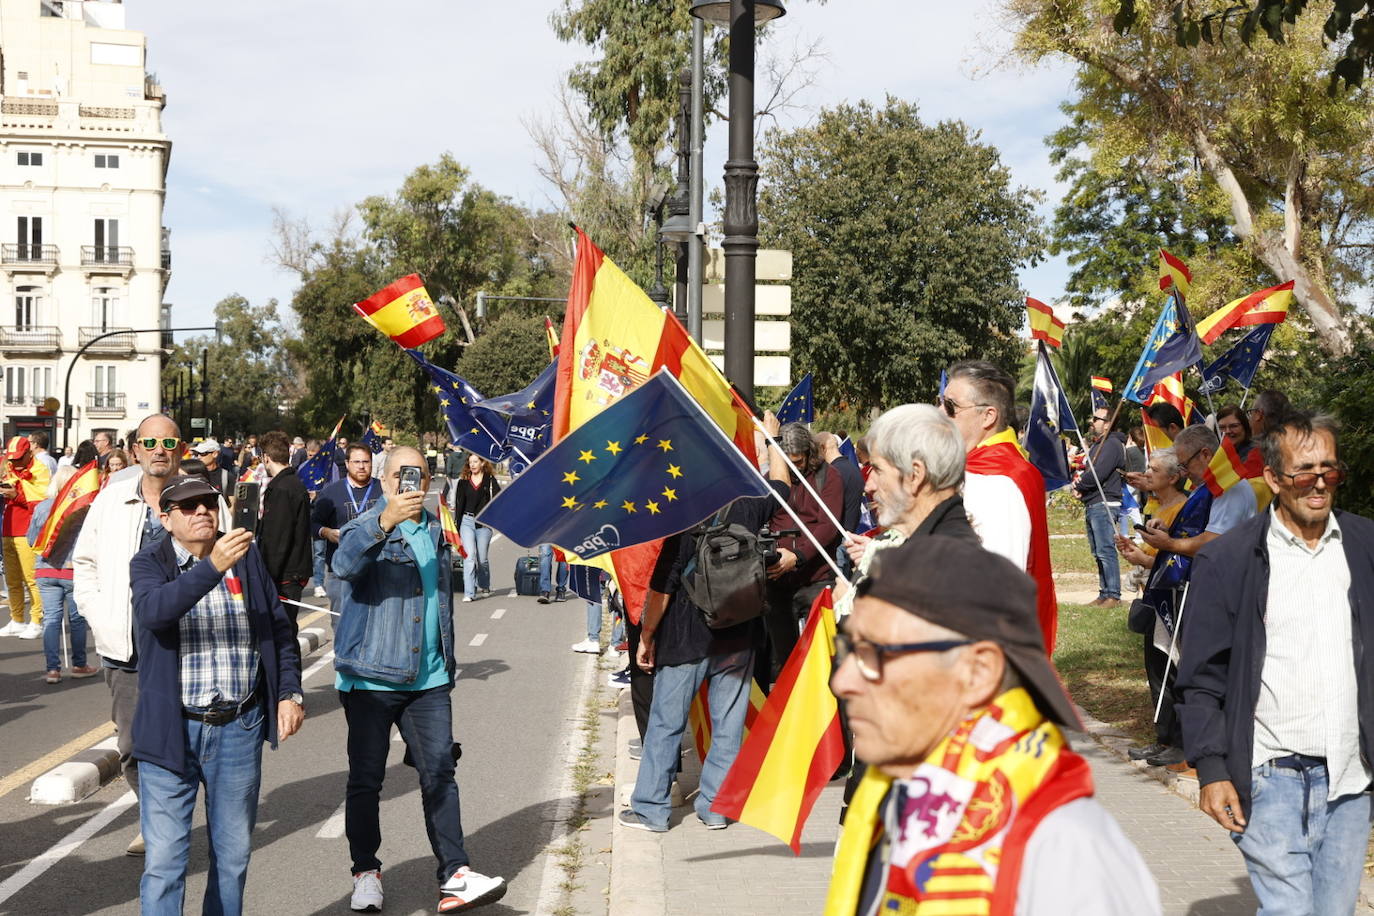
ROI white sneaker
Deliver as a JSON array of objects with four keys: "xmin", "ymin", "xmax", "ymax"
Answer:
[
  {"xmin": 314, "ymin": 585, "xmax": 327, "ymax": 598},
  {"xmin": 461, "ymin": 595, "xmax": 473, "ymax": 603},
  {"xmin": 570, "ymin": 639, "xmax": 601, "ymax": 654},
  {"xmin": 0, "ymin": 620, "xmax": 23, "ymax": 637},
  {"xmin": 18, "ymin": 623, "xmax": 41, "ymax": 640},
  {"xmin": 350, "ymin": 869, "xmax": 383, "ymax": 912},
  {"xmin": 439, "ymin": 866, "xmax": 506, "ymax": 911}
]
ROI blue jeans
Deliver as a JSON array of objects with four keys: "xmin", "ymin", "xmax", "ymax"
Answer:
[
  {"xmin": 1233, "ymin": 759, "xmax": 1372, "ymax": 915},
  {"xmin": 339, "ymin": 685, "xmax": 468, "ymax": 884},
  {"xmin": 631, "ymin": 647, "xmax": 753, "ymax": 828},
  {"xmin": 140, "ymin": 702, "xmax": 267, "ymax": 916},
  {"xmin": 585, "ymin": 601, "xmax": 602, "ymax": 641},
  {"xmin": 39, "ymin": 578, "xmax": 87, "ymax": 670},
  {"xmin": 1084, "ymin": 501, "xmax": 1121, "ymax": 600},
  {"xmin": 538, "ymin": 544, "xmax": 568, "ymax": 595},
  {"xmin": 459, "ymin": 516, "xmax": 491, "ymax": 598},
  {"xmin": 311, "ymin": 538, "xmax": 327, "ymax": 588}
]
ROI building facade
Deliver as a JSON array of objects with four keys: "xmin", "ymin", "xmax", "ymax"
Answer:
[{"xmin": 0, "ymin": 0, "xmax": 169, "ymax": 450}]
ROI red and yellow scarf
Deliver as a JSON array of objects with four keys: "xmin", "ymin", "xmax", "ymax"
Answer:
[{"xmin": 825, "ymin": 688, "xmax": 1093, "ymax": 916}]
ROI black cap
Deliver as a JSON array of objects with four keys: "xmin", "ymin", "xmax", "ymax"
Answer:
[
  {"xmin": 159, "ymin": 475, "xmax": 222, "ymax": 512},
  {"xmin": 859, "ymin": 534, "xmax": 1081, "ymax": 729}
]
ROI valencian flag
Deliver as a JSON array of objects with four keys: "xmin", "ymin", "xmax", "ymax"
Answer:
[
  {"xmin": 1158, "ymin": 248, "xmax": 1192, "ymax": 298},
  {"xmin": 1203, "ymin": 436, "xmax": 1248, "ymax": 496},
  {"xmin": 360, "ymin": 420, "xmax": 387, "ymax": 454},
  {"xmin": 476, "ymin": 360, "xmax": 558, "ymax": 474},
  {"xmin": 545, "ymin": 316, "xmax": 560, "ymax": 360},
  {"xmin": 1195, "ymin": 280, "xmax": 1293, "ymax": 345},
  {"xmin": 354, "ymin": 274, "xmax": 446, "ymax": 349},
  {"xmin": 1026, "ymin": 297, "xmax": 1065, "ymax": 347},
  {"xmin": 775, "ymin": 373, "xmax": 814, "ymax": 424},
  {"xmin": 1024, "ymin": 341, "xmax": 1078, "ymax": 491},
  {"xmin": 688, "ymin": 679, "xmax": 769, "ymax": 764},
  {"xmin": 1090, "ymin": 375, "xmax": 1111, "ymax": 412},
  {"xmin": 403, "ymin": 350, "xmax": 510, "ymax": 462},
  {"xmin": 298, "ymin": 416, "xmax": 346, "ymax": 493},
  {"xmin": 711, "ymin": 587, "xmax": 845, "ymax": 853},
  {"xmin": 437, "ymin": 501, "xmax": 467, "ymax": 557},
  {"xmin": 1123, "ymin": 292, "xmax": 1204, "ymax": 403},
  {"xmin": 1200, "ymin": 323, "xmax": 1276, "ymax": 395},
  {"xmin": 33, "ymin": 459, "xmax": 100, "ymax": 557},
  {"xmin": 477, "ymin": 371, "xmax": 771, "ymax": 561}
]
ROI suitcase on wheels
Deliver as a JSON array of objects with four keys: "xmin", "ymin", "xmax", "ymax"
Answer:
[{"xmin": 514, "ymin": 555, "xmax": 541, "ymax": 596}]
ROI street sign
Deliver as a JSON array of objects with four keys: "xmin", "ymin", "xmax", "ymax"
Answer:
[{"xmin": 191, "ymin": 417, "xmax": 207, "ymax": 429}]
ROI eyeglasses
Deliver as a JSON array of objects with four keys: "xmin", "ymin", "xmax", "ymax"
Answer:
[
  {"xmin": 832, "ymin": 631, "xmax": 973, "ymax": 682},
  {"xmin": 1091, "ymin": 416, "xmax": 1108, "ymax": 424},
  {"xmin": 1178, "ymin": 449, "xmax": 1203, "ymax": 468},
  {"xmin": 940, "ymin": 397, "xmax": 989, "ymax": 418},
  {"xmin": 1275, "ymin": 466, "xmax": 1346, "ymax": 491},
  {"xmin": 138, "ymin": 437, "xmax": 181, "ymax": 451},
  {"xmin": 167, "ymin": 496, "xmax": 219, "ymax": 514}
]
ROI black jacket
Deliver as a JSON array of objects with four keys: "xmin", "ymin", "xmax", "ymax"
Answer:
[
  {"xmin": 1074, "ymin": 430, "xmax": 1126, "ymax": 504},
  {"xmin": 831, "ymin": 457, "xmax": 865, "ymax": 534},
  {"xmin": 450, "ymin": 474, "xmax": 501, "ymax": 518},
  {"xmin": 912, "ymin": 494, "xmax": 978, "ymax": 543},
  {"xmin": 257, "ymin": 466, "xmax": 313, "ymax": 582},
  {"xmin": 1176, "ymin": 508, "xmax": 1374, "ymax": 816}
]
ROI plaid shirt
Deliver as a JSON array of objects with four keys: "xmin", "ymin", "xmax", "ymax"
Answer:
[{"xmin": 174, "ymin": 541, "xmax": 260, "ymax": 708}]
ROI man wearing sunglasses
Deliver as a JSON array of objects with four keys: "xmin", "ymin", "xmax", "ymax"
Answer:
[
  {"xmin": 1178, "ymin": 411, "xmax": 1374, "ymax": 914},
  {"xmin": 75, "ymin": 414, "xmax": 222, "ymax": 856},
  {"xmin": 827, "ymin": 534, "xmax": 1159, "ymax": 915}
]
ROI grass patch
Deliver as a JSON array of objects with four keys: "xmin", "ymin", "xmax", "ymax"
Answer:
[
  {"xmin": 1053, "ymin": 602, "xmax": 1155, "ymax": 746},
  {"xmin": 549, "ymin": 663, "xmax": 606, "ymax": 911}
]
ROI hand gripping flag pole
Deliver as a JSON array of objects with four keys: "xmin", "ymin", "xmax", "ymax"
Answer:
[
  {"xmin": 737, "ymin": 450, "xmax": 846, "ymax": 582},
  {"xmin": 748, "ymin": 414, "xmax": 855, "ymax": 548}
]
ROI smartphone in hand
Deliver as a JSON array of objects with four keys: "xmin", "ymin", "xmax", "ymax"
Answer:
[
  {"xmin": 232, "ymin": 482, "xmax": 260, "ymax": 534},
  {"xmin": 398, "ymin": 466, "xmax": 424, "ymax": 494}
]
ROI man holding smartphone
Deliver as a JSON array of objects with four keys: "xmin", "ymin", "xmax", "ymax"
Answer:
[{"xmin": 331, "ymin": 447, "xmax": 505, "ymax": 913}]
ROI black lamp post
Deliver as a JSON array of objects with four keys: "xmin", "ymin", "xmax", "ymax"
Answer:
[
  {"xmin": 690, "ymin": 0, "xmax": 785, "ymax": 402},
  {"xmin": 647, "ymin": 203, "xmax": 671, "ymax": 309},
  {"xmin": 660, "ymin": 68, "xmax": 696, "ymax": 326}
]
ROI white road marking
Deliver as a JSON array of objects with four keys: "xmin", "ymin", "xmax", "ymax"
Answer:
[
  {"xmin": 0, "ymin": 790, "xmax": 137, "ymax": 905},
  {"xmin": 300, "ymin": 650, "xmax": 336, "ymax": 683},
  {"xmin": 490, "ymin": 607, "xmax": 506, "ymax": 620},
  {"xmin": 468, "ymin": 633, "xmax": 487, "ymax": 647},
  {"xmin": 315, "ymin": 801, "xmax": 347, "ymax": 839}
]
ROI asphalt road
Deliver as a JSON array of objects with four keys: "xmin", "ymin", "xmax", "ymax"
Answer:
[{"xmin": 0, "ymin": 490, "xmax": 598, "ymax": 916}]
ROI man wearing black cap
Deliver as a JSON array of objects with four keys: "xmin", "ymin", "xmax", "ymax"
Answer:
[
  {"xmin": 128, "ymin": 475, "xmax": 303, "ymax": 915},
  {"xmin": 826, "ymin": 534, "xmax": 1159, "ymax": 915}
]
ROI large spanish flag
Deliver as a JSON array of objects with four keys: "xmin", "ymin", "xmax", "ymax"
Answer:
[
  {"xmin": 1158, "ymin": 248, "xmax": 1192, "ymax": 298},
  {"xmin": 32, "ymin": 459, "xmax": 100, "ymax": 557},
  {"xmin": 711, "ymin": 588, "xmax": 845, "ymax": 853},
  {"xmin": 353, "ymin": 274, "xmax": 446, "ymax": 349},
  {"xmin": 1194, "ymin": 280, "xmax": 1294, "ymax": 345},
  {"xmin": 1026, "ymin": 297, "xmax": 1065, "ymax": 348},
  {"xmin": 554, "ymin": 227, "xmax": 758, "ymax": 621}
]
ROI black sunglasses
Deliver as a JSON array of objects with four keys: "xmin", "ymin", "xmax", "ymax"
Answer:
[
  {"xmin": 167, "ymin": 496, "xmax": 219, "ymax": 514},
  {"xmin": 832, "ymin": 631, "xmax": 973, "ymax": 682},
  {"xmin": 940, "ymin": 397, "xmax": 989, "ymax": 419}
]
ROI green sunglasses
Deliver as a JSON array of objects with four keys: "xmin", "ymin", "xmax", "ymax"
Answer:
[{"xmin": 138, "ymin": 437, "xmax": 182, "ymax": 451}]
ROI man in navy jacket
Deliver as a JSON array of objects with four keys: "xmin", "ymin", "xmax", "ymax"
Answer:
[{"xmin": 129, "ymin": 476, "xmax": 303, "ymax": 916}]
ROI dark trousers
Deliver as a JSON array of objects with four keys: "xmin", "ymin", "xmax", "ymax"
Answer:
[
  {"xmin": 278, "ymin": 580, "xmax": 305, "ymax": 640},
  {"xmin": 1144, "ymin": 632, "xmax": 1182, "ymax": 746},
  {"xmin": 339, "ymin": 685, "xmax": 468, "ymax": 884},
  {"xmin": 105, "ymin": 663, "xmax": 140, "ymax": 796},
  {"xmin": 626, "ymin": 615, "xmax": 653, "ymax": 741},
  {"xmin": 763, "ymin": 579, "xmax": 831, "ymax": 683}
]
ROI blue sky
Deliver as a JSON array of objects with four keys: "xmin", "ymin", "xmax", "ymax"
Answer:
[{"xmin": 129, "ymin": 0, "xmax": 1078, "ymax": 342}]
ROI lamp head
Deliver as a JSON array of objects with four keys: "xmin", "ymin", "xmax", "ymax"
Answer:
[{"xmin": 689, "ymin": 0, "xmax": 785, "ymax": 25}]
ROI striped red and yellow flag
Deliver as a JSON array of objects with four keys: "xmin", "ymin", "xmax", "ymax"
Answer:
[
  {"xmin": 438, "ymin": 501, "xmax": 467, "ymax": 557},
  {"xmin": 1026, "ymin": 297, "xmax": 1065, "ymax": 348},
  {"xmin": 32, "ymin": 460, "xmax": 101, "ymax": 557},
  {"xmin": 1148, "ymin": 373, "xmax": 1197, "ymax": 425},
  {"xmin": 1195, "ymin": 280, "xmax": 1294, "ymax": 345},
  {"xmin": 1091, "ymin": 376, "xmax": 1112, "ymax": 393},
  {"xmin": 353, "ymin": 274, "xmax": 446, "ymax": 349},
  {"xmin": 1141, "ymin": 407, "xmax": 1173, "ymax": 453},
  {"xmin": 1158, "ymin": 248, "xmax": 1192, "ymax": 298},
  {"xmin": 1203, "ymin": 435, "xmax": 1248, "ymax": 497},
  {"xmin": 225, "ymin": 574, "xmax": 245, "ymax": 603},
  {"xmin": 688, "ymin": 678, "xmax": 768, "ymax": 763},
  {"xmin": 544, "ymin": 316, "xmax": 560, "ymax": 361},
  {"xmin": 710, "ymin": 588, "xmax": 845, "ymax": 853}
]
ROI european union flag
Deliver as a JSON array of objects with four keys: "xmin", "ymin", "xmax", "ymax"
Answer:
[
  {"xmin": 1199, "ymin": 323, "xmax": 1275, "ymax": 395},
  {"xmin": 476, "ymin": 371, "xmax": 773, "ymax": 560},
  {"xmin": 837, "ymin": 436, "xmax": 861, "ymax": 470},
  {"xmin": 298, "ymin": 441, "xmax": 339, "ymax": 493},
  {"xmin": 1090, "ymin": 387, "xmax": 1108, "ymax": 413},
  {"xmin": 1123, "ymin": 292, "xmax": 1204, "ymax": 403},
  {"xmin": 475, "ymin": 360, "xmax": 557, "ymax": 473},
  {"xmin": 360, "ymin": 422, "xmax": 385, "ymax": 454},
  {"xmin": 776, "ymin": 373, "xmax": 814, "ymax": 424},
  {"xmin": 1025, "ymin": 342, "xmax": 1078, "ymax": 490},
  {"xmin": 404, "ymin": 349, "xmax": 510, "ymax": 462}
]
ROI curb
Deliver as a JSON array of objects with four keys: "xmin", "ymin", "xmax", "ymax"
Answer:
[
  {"xmin": 608, "ymin": 687, "xmax": 667, "ymax": 916},
  {"xmin": 28, "ymin": 736, "xmax": 121, "ymax": 805},
  {"xmin": 297, "ymin": 626, "xmax": 326, "ymax": 660}
]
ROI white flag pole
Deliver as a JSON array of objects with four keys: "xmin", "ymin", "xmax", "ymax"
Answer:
[
  {"xmin": 1153, "ymin": 582, "xmax": 1190, "ymax": 723},
  {"xmin": 749, "ymin": 415, "xmax": 852, "ymax": 544}
]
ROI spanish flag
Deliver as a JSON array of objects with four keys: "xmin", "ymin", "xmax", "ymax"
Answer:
[
  {"xmin": 437, "ymin": 501, "xmax": 467, "ymax": 557},
  {"xmin": 688, "ymin": 678, "xmax": 768, "ymax": 763},
  {"xmin": 544, "ymin": 316, "xmax": 560, "ymax": 361},
  {"xmin": 353, "ymin": 274, "xmax": 446, "ymax": 349},
  {"xmin": 1158, "ymin": 248, "xmax": 1192, "ymax": 298},
  {"xmin": 1091, "ymin": 375, "xmax": 1112, "ymax": 393},
  {"xmin": 1141, "ymin": 407, "xmax": 1173, "ymax": 453},
  {"xmin": 1195, "ymin": 280, "xmax": 1294, "ymax": 345},
  {"xmin": 1203, "ymin": 435, "xmax": 1248, "ymax": 497},
  {"xmin": 710, "ymin": 588, "xmax": 845, "ymax": 853},
  {"xmin": 32, "ymin": 460, "xmax": 100, "ymax": 557},
  {"xmin": 1026, "ymin": 297, "xmax": 1065, "ymax": 348},
  {"xmin": 1148, "ymin": 373, "xmax": 1198, "ymax": 425}
]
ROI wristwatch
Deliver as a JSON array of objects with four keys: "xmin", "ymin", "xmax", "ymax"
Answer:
[{"xmin": 282, "ymin": 692, "xmax": 305, "ymax": 708}]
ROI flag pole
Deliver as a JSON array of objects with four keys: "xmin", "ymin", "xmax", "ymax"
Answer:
[
  {"xmin": 748, "ymin": 414, "xmax": 853, "ymax": 545},
  {"xmin": 1153, "ymin": 582, "xmax": 1190, "ymax": 723}
]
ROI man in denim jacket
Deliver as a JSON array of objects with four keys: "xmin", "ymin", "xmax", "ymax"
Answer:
[{"xmin": 331, "ymin": 446, "xmax": 505, "ymax": 914}]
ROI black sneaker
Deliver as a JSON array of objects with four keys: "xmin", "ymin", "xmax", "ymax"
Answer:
[
  {"xmin": 1146, "ymin": 746, "xmax": 1187, "ymax": 767},
  {"xmin": 555, "ymin": 588, "xmax": 567, "ymax": 601},
  {"xmin": 1127, "ymin": 742, "xmax": 1167, "ymax": 761},
  {"xmin": 537, "ymin": 592, "xmax": 550, "ymax": 604}
]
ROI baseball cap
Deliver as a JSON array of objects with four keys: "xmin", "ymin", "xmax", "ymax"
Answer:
[
  {"xmin": 859, "ymin": 534, "xmax": 1081, "ymax": 729},
  {"xmin": 158, "ymin": 475, "xmax": 222, "ymax": 511},
  {"xmin": 5, "ymin": 436, "xmax": 32, "ymax": 461},
  {"xmin": 189, "ymin": 438, "xmax": 221, "ymax": 455}
]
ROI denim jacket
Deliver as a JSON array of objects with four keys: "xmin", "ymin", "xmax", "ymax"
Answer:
[{"xmin": 331, "ymin": 498, "xmax": 457, "ymax": 684}]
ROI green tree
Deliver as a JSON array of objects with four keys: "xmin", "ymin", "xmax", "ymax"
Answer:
[
  {"xmin": 459, "ymin": 314, "xmax": 551, "ymax": 398},
  {"xmin": 758, "ymin": 98, "xmax": 1044, "ymax": 414},
  {"xmin": 1011, "ymin": 0, "xmax": 1374, "ymax": 355}
]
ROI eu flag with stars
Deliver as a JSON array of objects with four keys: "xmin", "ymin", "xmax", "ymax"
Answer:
[
  {"xmin": 476, "ymin": 371, "xmax": 772, "ymax": 560},
  {"xmin": 404, "ymin": 349, "xmax": 510, "ymax": 462},
  {"xmin": 775, "ymin": 373, "xmax": 814, "ymax": 424},
  {"xmin": 298, "ymin": 441, "xmax": 339, "ymax": 493},
  {"xmin": 475, "ymin": 360, "xmax": 557, "ymax": 473},
  {"xmin": 1199, "ymin": 323, "xmax": 1275, "ymax": 395},
  {"xmin": 1123, "ymin": 292, "xmax": 1204, "ymax": 403}
]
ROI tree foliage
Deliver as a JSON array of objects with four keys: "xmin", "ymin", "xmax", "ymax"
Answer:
[
  {"xmin": 758, "ymin": 98, "xmax": 1044, "ymax": 415},
  {"xmin": 460, "ymin": 314, "xmax": 551, "ymax": 398}
]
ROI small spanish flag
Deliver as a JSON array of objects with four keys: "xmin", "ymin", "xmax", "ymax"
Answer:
[
  {"xmin": 1159, "ymin": 248, "xmax": 1192, "ymax": 298},
  {"xmin": 688, "ymin": 678, "xmax": 768, "ymax": 763},
  {"xmin": 1148, "ymin": 373, "xmax": 1198, "ymax": 425},
  {"xmin": 353, "ymin": 274, "xmax": 446, "ymax": 349},
  {"xmin": 438, "ymin": 501, "xmax": 467, "ymax": 557},
  {"xmin": 225, "ymin": 573, "xmax": 245, "ymax": 603},
  {"xmin": 1091, "ymin": 376, "xmax": 1112, "ymax": 393},
  {"xmin": 1195, "ymin": 280, "xmax": 1294, "ymax": 345},
  {"xmin": 32, "ymin": 460, "xmax": 101, "ymax": 557},
  {"xmin": 1026, "ymin": 297, "xmax": 1065, "ymax": 348},
  {"xmin": 1203, "ymin": 435, "xmax": 1248, "ymax": 497},
  {"xmin": 1141, "ymin": 407, "xmax": 1173, "ymax": 453},
  {"xmin": 544, "ymin": 316, "xmax": 560, "ymax": 361}
]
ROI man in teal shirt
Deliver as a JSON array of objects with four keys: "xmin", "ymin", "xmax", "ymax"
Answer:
[{"xmin": 331, "ymin": 446, "xmax": 505, "ymax": 914}]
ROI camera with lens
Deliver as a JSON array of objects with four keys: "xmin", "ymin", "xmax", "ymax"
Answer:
[{"xmin": 758, "ymin": 525, "xmax": 799, "ymax": 568}]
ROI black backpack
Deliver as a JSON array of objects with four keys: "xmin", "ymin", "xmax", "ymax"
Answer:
[{"xmin": 683, "ymin": 520, "xmax": 768, "ymax": 629}]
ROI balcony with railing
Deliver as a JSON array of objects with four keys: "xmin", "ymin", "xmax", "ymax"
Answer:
[
  {"xmin": 81, "ymin": 245, "xmax": 134, "ymax": 270},
  {"xmin": 3, "ymin": 394, "xmax": 44, "ymax": 409},
  {"xmin": 86, "ymin": 392, "xmax": 126, "ymax": 417},
  {"xmin": 2, "ymin": 243, "xmax": 59, "ymax": 271},
  {"xmin": 79, "ymin": 326, "xmax": 136, "ymax": 353},
  {"xmin": 0, "ymin": 325, "xmax": 61, "ymax": 352}
]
